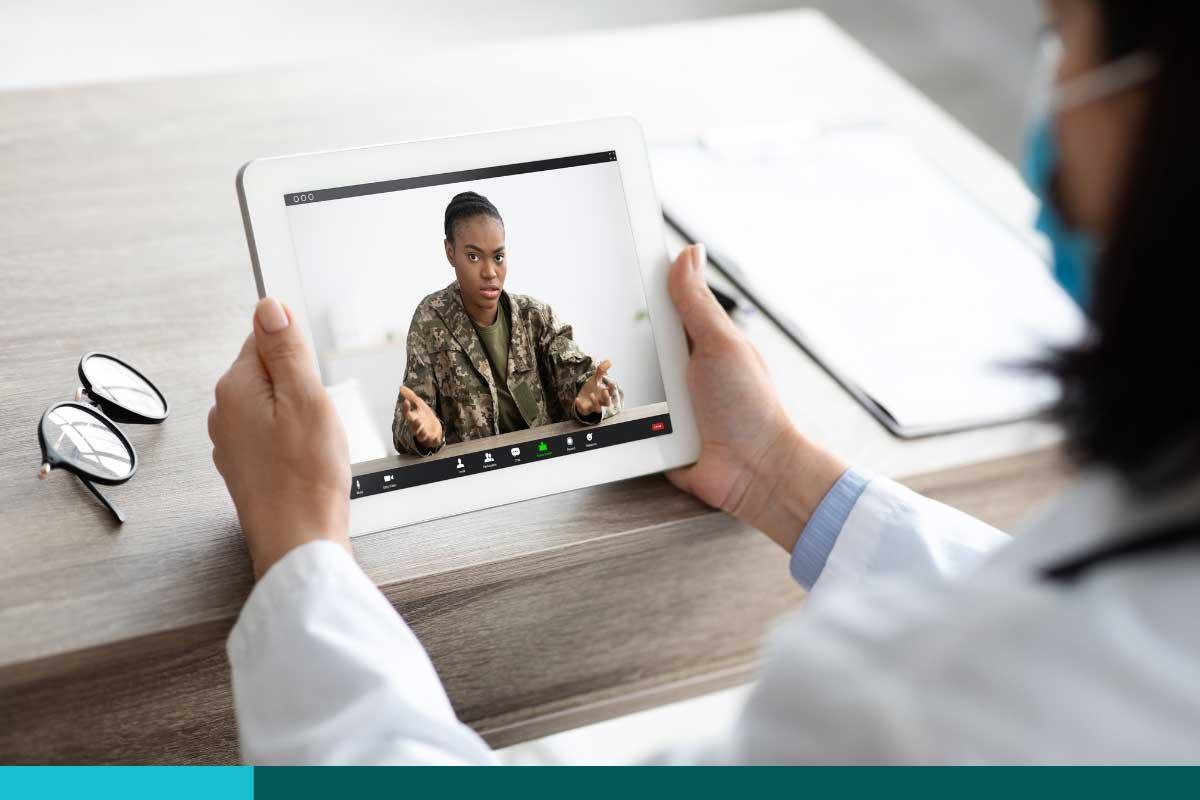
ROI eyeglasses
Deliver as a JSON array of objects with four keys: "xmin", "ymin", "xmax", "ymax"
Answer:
[{"xmin": 37, "ymin": 352, "xmax": 169, "ymax": 523}]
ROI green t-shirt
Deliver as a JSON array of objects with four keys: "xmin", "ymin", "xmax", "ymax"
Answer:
[{"xmin": 471, "ymin": 304, "xmax": 528, "ymax": 434}]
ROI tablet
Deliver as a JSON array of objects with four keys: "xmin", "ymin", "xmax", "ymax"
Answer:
[{"xmin": 237, "ymin": 117, "xmax": 700, "ymax": 536}]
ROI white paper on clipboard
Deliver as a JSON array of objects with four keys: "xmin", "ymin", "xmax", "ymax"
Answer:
[{"xmin": 653, "ymin": 123, "xmax": 1086, "ymax": 435}]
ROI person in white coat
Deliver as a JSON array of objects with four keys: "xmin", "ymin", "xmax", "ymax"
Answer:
[{"xmin": 207, "ymin": 0, "xmax": 1200, "ymax": 764}]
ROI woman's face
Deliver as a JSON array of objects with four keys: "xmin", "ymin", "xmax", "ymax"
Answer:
[
  {"xmin": 1048, "ymin": 0, "xmax": 1149, "ymax": 236},
  {"xmin": 445, "ymin": 215, "xmax": 507, "ymax": 323}
]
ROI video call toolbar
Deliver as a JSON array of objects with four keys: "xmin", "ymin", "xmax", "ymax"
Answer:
[
  {"xmin": 285, "ymin": 151, "xmax": 619, "ymax": 207},
  {"xmin": 351, "ymin": 413, "xmax": 672, "ymax": 499}
]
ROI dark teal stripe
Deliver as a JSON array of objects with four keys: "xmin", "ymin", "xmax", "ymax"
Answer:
[{"xmin": 255, "ymin": 765, "xmax": 1196, "ymax": 799}]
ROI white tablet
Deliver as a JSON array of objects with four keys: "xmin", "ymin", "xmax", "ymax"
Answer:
[{"xmin": 237, "ymin": 117, "xmax": 700, "ymax": 536}]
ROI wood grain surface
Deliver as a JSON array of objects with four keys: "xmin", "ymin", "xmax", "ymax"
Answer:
[{"xmin": 0, "ymin": 11, "xmax": 1072, "ymax": 763}]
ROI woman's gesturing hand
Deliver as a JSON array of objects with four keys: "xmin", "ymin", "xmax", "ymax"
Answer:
[
  {"xmin": 666, "ymin": 245, "xmax": 846, "ymax": 552},
  {"xmin": 575, "ymin": 359, "xmax": 616, "ymax": 417},
  {"xmin": 398, "ymin": 386, "xmax": 444, "ymax": 450},
  {"xmin": 208, "ymin": 297, "xmax": 352, "ymax": 579}
]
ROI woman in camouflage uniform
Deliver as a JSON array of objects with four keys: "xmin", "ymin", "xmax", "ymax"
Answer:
[{"xmin": 393, "ymin": 191, "xmax": 622, "ymax": 456}]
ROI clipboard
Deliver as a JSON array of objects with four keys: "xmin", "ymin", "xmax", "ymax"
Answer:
[{"xmin": 654, "ymin": 123, "xmax": 1085, "ymax": 438}]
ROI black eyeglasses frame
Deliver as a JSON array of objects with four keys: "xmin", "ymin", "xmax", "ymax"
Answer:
[{"xmin": 36, "ymin": 352, "xmax": 168, "ymax": 524}]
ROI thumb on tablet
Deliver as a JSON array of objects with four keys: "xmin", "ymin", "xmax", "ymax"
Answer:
[
  {"xmin": 253, "ymin": 297, "xmax": 319, "ymax": 400},
  {"xmin": 667, "ymin": 244, "xmax": 735, "ymax": 346}
]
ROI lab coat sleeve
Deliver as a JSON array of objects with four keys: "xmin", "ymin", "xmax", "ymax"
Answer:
[
  {"xmin": 651, "ymin": 472, "xmax": 1018, "ymax": 765},
  {"xmin": 226, "ymin": 540, "xmax": 497, "ymax": 765},
  {"xmin": 796, "ymin": 469, "xmax": 1012, "ymax": 595}
]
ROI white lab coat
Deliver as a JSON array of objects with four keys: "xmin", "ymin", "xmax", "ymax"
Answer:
[{"xmin": 227, "ymin": 470, "xmax": 1200, "ymax": 764}]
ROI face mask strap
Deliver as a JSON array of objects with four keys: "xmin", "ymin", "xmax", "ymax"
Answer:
[{"xmin": 1049, "ymin": 50, "xmax": 1159, "ymax": 113}]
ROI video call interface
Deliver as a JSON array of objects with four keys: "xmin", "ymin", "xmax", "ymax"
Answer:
[{"xmin": 282, "ymin": 151, "xmax": 673, "ymax": 500}]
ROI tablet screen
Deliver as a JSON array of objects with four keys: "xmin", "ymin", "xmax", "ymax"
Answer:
[{"xmin": 282, "ymin": 151, "xmax": 673, "ymax": 499}]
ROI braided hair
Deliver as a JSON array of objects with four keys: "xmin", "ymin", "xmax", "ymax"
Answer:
[{"xmin": 443, "ymin": 191, "xmax": 503, "ymax": 242}]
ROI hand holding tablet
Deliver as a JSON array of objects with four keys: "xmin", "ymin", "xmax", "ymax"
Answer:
[
  {"xmin": 208, "ymin": 298, "xmax": 353, "ymax": 578},
  {"xmin": 662, "ymin": 245, "xmax": 848, "ymax": 553}
]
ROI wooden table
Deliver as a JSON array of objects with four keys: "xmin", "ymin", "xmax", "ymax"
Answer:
[{"xmin": 0, "ymin": 10, "xmax": 1071, "ymax": 763}]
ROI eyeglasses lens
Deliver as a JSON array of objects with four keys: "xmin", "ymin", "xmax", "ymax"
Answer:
[
  {"xmin": 82, "ymin": 355, "xmax": 166, "ymax": 418},
  {"xmin": 42, "ymin": 406, "xmax": 134, "ymax": 480}
]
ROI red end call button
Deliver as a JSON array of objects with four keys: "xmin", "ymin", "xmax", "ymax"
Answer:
[{"xmin": 651, "ymin": 421, "xmax": 666, "ymax": 432}]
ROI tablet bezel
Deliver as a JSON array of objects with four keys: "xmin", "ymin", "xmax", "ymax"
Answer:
[{"xmin": 237, "ymin": 117, "xmax": 700, "ymax": 536}]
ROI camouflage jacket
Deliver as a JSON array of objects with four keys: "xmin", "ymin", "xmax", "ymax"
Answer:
[{"xmin": 393, "ymin": 282, "xmax": 623, "ymax": 455}]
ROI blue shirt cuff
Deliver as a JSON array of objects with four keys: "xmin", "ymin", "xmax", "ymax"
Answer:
[{"xmin": 789, "ymin": 468, "xmax": 870, "ymax": 590}]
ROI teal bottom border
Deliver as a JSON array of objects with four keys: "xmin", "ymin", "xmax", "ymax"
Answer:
[
  {"xmin": 254, "ymin": 766, "xmax": 1191, "ymax": 799},
  {"xmin": 2, "ymin": 765, "xmax": 1193, "ymax": 799}
]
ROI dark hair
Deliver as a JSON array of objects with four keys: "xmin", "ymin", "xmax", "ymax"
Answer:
[
  {"xmin": 1043, "ymin": 3, "xmax": 1199, "ymax": 491},
  {"xmin": 443, "ymin": 191, "xmax": 503, "ymax": 241}
]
